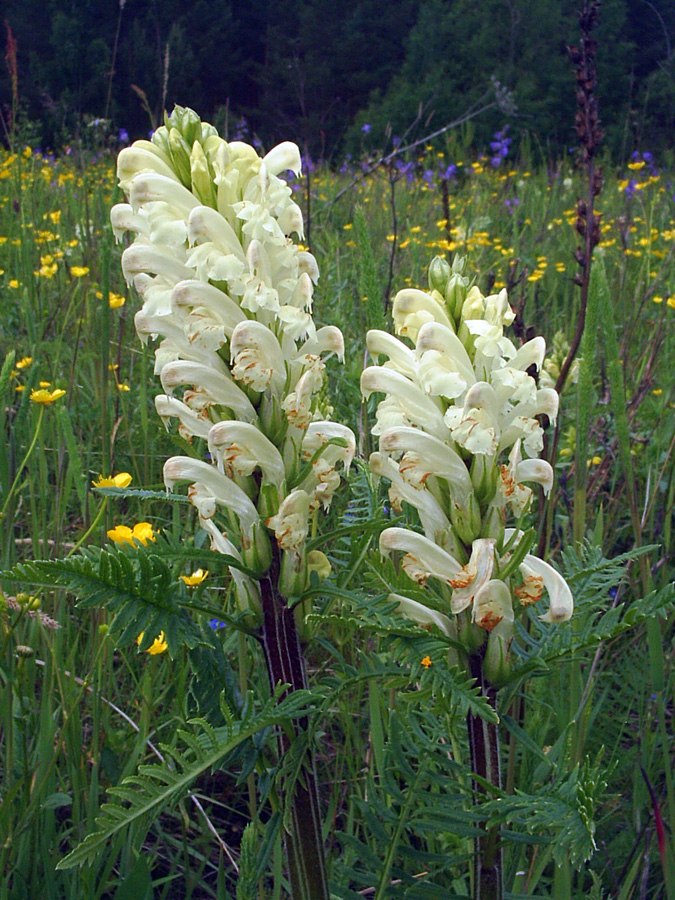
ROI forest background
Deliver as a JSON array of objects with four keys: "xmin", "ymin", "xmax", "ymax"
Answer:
[{"xmin": 2, "ymin": 0, "xmax": 675, "ymax": 161}]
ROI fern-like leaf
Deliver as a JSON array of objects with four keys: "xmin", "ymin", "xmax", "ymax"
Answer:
[
  {"xmin": 482, "ymin": 754, "xmax": 608, "ymax": 866},
  {"xmin": 56, "ymin": 687, "xmax": 316, "ymax": 870},
  {"xmin": 1, "ymin": 544, "xmax": 203, "ymax": 655}
]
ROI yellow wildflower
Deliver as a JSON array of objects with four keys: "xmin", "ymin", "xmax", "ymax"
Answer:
[
  {"xmin": 71, "ymin": 266, "xmax": 89, "ymax": 277},
  {"xmin": 108, "ymin": 292, "xmax": 125, "ymax": 308},
  {"xmin": 35, "ymin": 262, "xmax": 58, "ymax": 278},
  {"xmin": 107, "ymin": 522, "xmax": 156, "ymax": 547},
  {"xmin": 30, "ymin": 388, "xmax": 66, "ymax": 404},
  {"xmin": 421, "ymin": 656, "xmax": 433, "ymax": 668},
  {"xmin": 180, "ymin": 569, "xmax": 209, "ymax": 586},
  {"xmin": 667, "ymin": 296, "xmax": 675, "ymax": 309},
  {"xmin": 92, "ymin": 473, "xmax": 132, "ymax": 488},
  {"xmin": 16, "ymin": 357, "xmax": 32, "ymax": 369},
  {"xmin": 137, "ymin": 632, "xmax": 168, "ymax": 655}
]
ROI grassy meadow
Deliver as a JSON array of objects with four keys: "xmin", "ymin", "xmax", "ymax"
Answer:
[{"xmin": 1, "ymin": 134, "xmax": 675, "ymax": 899}]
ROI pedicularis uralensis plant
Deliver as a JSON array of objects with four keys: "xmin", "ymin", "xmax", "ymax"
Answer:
[
  {"xmin": 112, "ymin": 107, "xmax": 358, "ymax": 898},
  {"xmin": 362, "ymin": 256, "xmax": 573, "ymax": 898},
  {"xmin": 364, "ymin": 256, "xmax": 573, "ymax": 680}
]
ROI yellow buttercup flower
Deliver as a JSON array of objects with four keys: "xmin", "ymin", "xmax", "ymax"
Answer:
[
  {"xmin": 107, "ymin": 522, "xmax": 156, "ymax": 546},
  {"xmin": 30, "ymin": 388, "xmax": 66, "ymax": 404},
  {"xmin": 35, "ymin": 261, "xmax": 58, "ymax": 278},
  {"xmin": 137, "ymin": 631, "xmax": 168, "ymax": 655},
  {"xmin": 16, "ymin": 357, "xmax": 32, "ymax": 369},
  {"xmin": 92, "ymin": 472, "xmax": 132, "ymax": 488},
  {"xmin": 71, "ymin": 266, "xmax": 90, "ymax": 277},
  {"xmin": 180, "ymin": 568, "xmax": 209, "ymax": 586},
  {"xmin": 108, "ymin": 292, "xmax": 125, "ymax": 308}
]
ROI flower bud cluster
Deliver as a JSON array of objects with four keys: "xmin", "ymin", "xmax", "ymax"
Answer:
[
  {"xmin": 112, "ymin": 107, "xmax": 355, "ymax": 622},
  {"xmin": 361, "ymin": 255, "xmax": 572, "ymax": 683}
]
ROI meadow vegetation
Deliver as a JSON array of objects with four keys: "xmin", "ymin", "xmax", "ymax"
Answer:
[{"xmin": 0, "ymin": 120, "xmax": 674, "ymax": 900}]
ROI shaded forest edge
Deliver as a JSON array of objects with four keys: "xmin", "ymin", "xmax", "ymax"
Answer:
[{"xmin": 1, "ymin": 0, "xmax": 674, "ymax": 162}]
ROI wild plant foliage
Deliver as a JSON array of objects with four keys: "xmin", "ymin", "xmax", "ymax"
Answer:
[{"xmin": 1, "ymin": 85, "xmax": 675, "ymax": 900}]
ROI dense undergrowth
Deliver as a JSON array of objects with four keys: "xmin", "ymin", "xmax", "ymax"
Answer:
[{"xmin": 1, "ymin": 135, "xmax": 674, "ymax": 899}]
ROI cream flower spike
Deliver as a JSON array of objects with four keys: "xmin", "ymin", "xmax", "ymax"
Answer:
[
  {"xmin": 113, "ymin": 108, "xmax": 354, "ymax": 627},
  {"xmin": 368, "ymin": 254, "xmax": 572, "ymax": 684}
]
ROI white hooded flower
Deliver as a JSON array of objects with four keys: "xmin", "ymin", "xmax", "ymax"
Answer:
[
  {"xmin": 504, "ymin": 529, "xmax": 573, "ymax": 623},
  {"xmin": 361, "ymin": 367, "xmax": 447, "ymax": 440},
  {"xmin": 378, "ymin": 426, "xmax": 473, "ymax": 504},
  {"xmin": 266, "ymin": 489, "xmax": 311, "ymax": 551},
  {"xmin": 388, "ymin": 593, "xmax": 454, "ymax": 637},
  {"xmin": 163, "ymin": 456, "xmax": 260, "ymax": 542},
  {"xmin": 208, "ymin": 421, "xmax": 286, "ymax": 488},
  {"xmin": 392, "ymin": 288, "xmax": 454, "ymax": 340}
]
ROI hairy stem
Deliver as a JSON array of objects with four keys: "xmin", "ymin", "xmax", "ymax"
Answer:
[
  {"xmin": 467, "ymin": 652, "xmax": 503, "ymax": 900},
  {"xmin": 260, "ymin": 553, "xmax": 329, "ymax": 900}
]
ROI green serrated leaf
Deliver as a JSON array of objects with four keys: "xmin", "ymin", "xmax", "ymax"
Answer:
[{"xmin": 57, "ymin": 687, "xmax": 316, "ymax": 870}]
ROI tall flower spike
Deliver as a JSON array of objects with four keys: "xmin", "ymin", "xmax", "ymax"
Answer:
[
  {"xmin": 366, "ymin": 255, "xmax": 573, "ymax": 685},
  {"xmin": 113, "ymin": 106, "xmax": 354, "ymax": 622}
]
